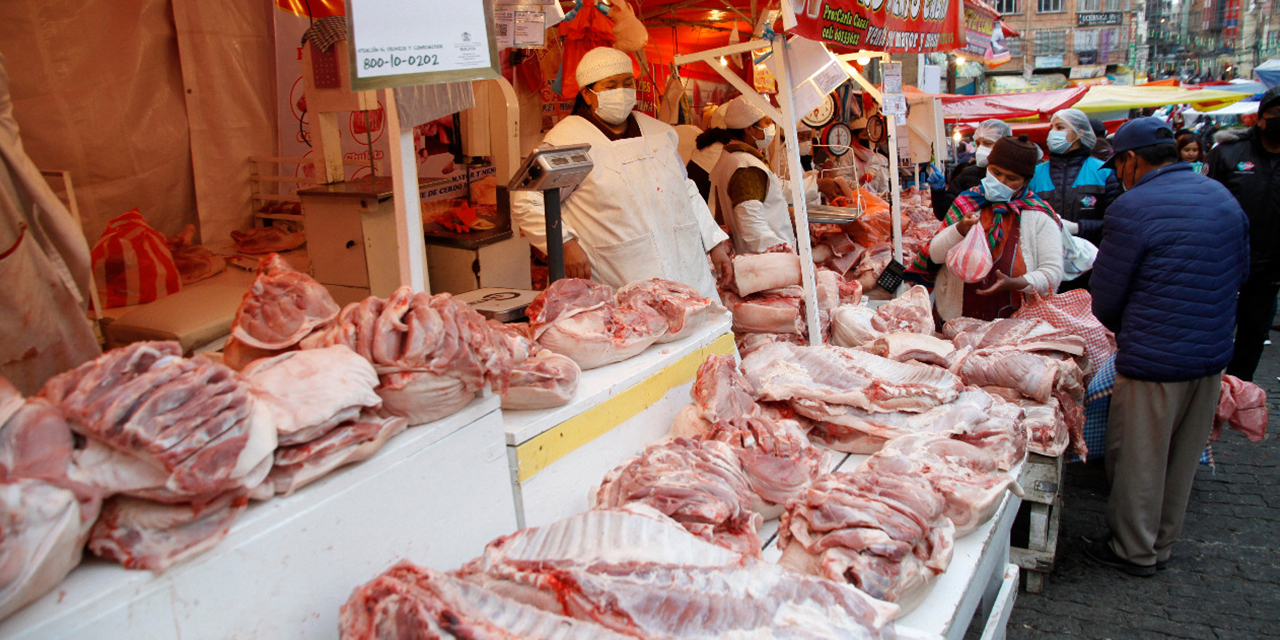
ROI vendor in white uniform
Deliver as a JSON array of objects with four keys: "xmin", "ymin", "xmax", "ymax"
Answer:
[
  {"xmin": 510, "ymin": 47, "xmax": 731, "ymax": 298},
  {"xmin": 708, "ymin": 96, "xmax": 796, "ymax": 254}
]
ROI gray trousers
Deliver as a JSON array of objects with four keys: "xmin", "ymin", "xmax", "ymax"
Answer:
[{"xmin": 1105, "ymin": 372, "xmax": 1223, "ymax": 566}]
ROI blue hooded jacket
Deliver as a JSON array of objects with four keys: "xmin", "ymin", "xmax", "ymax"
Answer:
[{"xmin": 1091, "ymin": 162, "xmax": 1250, "ymax": 382}]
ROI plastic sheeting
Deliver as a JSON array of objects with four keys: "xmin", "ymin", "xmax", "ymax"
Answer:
[
  {"xmin": 941, "ymin": 87, "xmax": 1088, "ymax": 123},
  {"xmin": 172, "ymin": 0, "xmax": 278, "ymax": 247},
  {"xmin": 1255, "ymin": 58, "xmax": 1280, "ymax": 89},
  {"xmin": 0, "ymin": 0, "xmax": 199, "ymax": 244}
]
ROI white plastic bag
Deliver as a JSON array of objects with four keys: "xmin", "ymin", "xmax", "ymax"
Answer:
[
  {"xmin": 946, "ymin": 224, "xmax": 994, "ymax": 284},
  {"xmin": 1061, "ymin": 229, "xmax": 1098, "ymax": 281}
]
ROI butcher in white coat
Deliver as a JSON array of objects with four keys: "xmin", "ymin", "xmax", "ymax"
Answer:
[
  {"xmin": 511, "ymin": 47, "xmax": 730, "ymax": 298},
  {"xmin": 708, "ymin": 96, "xmax": 795, "ymax": 255}
]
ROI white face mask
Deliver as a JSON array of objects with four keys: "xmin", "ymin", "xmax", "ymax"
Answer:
[
  {"xmin": 982, "ymin": 171, "xmax": 1016, "ymax": 202},
  {"xmin": 756, "ymin": 124, "xmax": 776, "ymax": 151},
  {"xmin": 591, "ymin": 87, "xmax": 637, "ymax": 125},
  {"xmin": 975, "ymin": 145, "xmax": 992, "ymax": 167}
]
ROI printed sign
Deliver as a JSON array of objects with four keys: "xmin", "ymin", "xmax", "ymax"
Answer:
[
  {"xmin": 787, "ymin": 0, "xmax": 965, "ymax": 53},
  {"xmin": 1077, "ymin": 12, "xmax": 1123, "ymax": 27},
  {"xmin": 1035, "ymin": 55, "xmax": 1065, "ymax": 69},
  {"xmin": 963, "ymin": 3, "xmax": 1010, "ymax": 64},
  {"xmin": 346, "ymin": 0, "xmax": 499, "ymax": 90}
]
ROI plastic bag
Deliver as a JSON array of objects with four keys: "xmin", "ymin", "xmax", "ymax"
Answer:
[
  {"xmin": 844, "ymin": 189, "xmax": 892, "ymax": 246},
  {"xmin": 90, "ymin": 209, "xmax": 181, "ymax": 308},
  {"xmin": 1214, "ymin": 375, "xmax": 1268, "ymax": 442},
  {"xmin": 946, "ymin": 224, "xmax": 993, "ymax": 283},
  {"xmin": 1013, "ymin": 289, "xmax": 1116, "ymax": 380},
  {"xmin": 1061, "ymin": 228, "xmax": 1098, "ymax": 281}
]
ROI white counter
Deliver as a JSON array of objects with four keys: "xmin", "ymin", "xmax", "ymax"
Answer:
[
  {"xmin": 502, "ymin": 316, "xmax": 735, "ymax": 528},
  {"xmin": 0, "ymin": 395, "xmax": 517, "ymax": 640}
]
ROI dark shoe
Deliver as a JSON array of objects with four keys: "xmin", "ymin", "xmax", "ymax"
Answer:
[
  {"xmin": 1155, "ymin": 557, "xmax": 1171, "ymax": 571},
  {"xmin": 1083, "ymin": 538, "xmax": 1158, "ymax": 577}
]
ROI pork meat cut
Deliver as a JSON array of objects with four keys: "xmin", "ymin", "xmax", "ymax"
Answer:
[
  {"xmin": 616, "ymin": 278, "xmax": 721, "ymax": 343},
  {"xmin": 594, "ymin": 438, "xmax": 762, "ymax": 557},
  {"xmin": 527, "ymin": 279, "xmax": 668, "ymax": 370},
  {"xmin": 454, "ymin": 508, "xmax": 898, "ymax": 639},
  {"xmin": 742, "ymin": 342, "xmax": 963, "ymax": 414},
  {"xmin": 725, "ymin": 288, "xmax": 804, "ymax": 335},
  {"xmin": 87, "ymin": 491, "xmax": 249, "ymax": 573},
  {"xmin": 339, "ymin": 562, "xmax": 637, "ymax": 640},
  {"xmin": 267, "ymin": 411, "xmax": 407, "ymax": 496},
  {"xmin": 230, "ymin": 227, "xmax": 305, "ymax": 255},
  {"xmin": 40, "ymin": 342, "xmax": 277, "ymax": 502},
  {"xmin": 870, "ymin": 285, "xmax": 934, "ymax": 335},
  {"xmin": 231, "ymin": 253, "xmax": 339, "ymax": 352},
  {"xmin": 873, "ymin": 435, "xmax": 1022, "ymax": 536},
  {"xmin": 499, "ymin": 350, "xmax": 580, "ymax": 411},
  {"xmin": 730, "ymin": 250, "xmax": 802, "ymax": 296},
  {"xmin": 863, "ymin": 332, "xmax": 956, "ymax": 367},
  {"xmin": 0, "ymin": 480, "xmax": 87, "ymax": 619},
  {"xmin": 243, "ymin": 346, "xmax": 382, "ymax": 446},
  {"xmin": 830, "ymin": 304, "xmax": 883, "ymax": 348}
]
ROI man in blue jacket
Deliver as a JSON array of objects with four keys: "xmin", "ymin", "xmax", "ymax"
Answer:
[{"xmin": 1088, "ymin": 118, "xmax": 1250, "ymax": 576}]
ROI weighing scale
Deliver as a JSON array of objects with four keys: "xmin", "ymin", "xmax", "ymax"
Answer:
[{"xmin": 507, "ymin": 144, "xmax": 594, "ymax": 283}]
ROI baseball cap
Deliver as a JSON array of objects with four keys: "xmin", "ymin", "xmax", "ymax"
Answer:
[
  {"xmin": 1259, "ymin": 86, "xmax": 1280, "ymax": 116},
  {"xmin": 1101, "ymin": 117, "xmax": 1176, "ymax": 169}
]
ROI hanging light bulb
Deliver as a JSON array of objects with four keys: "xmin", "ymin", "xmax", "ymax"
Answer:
[
  {"xmin": 952, "ymin": 129, "xmax": 962, "ymax": 142},
  {"xmin": 955, "ymin": 55, "xmax": 966, "ymax": 65},
  {"xmin": 856, "ymin": 56, "xmax": 871, "ymax": 65},
  {"xmin": 719, "ymin": 56, "xmax": 729, "ymax": 66}
]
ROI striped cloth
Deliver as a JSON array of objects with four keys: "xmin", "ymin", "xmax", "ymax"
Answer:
[{"xmin": 1071, "ymin": 353, "xmax": 1212, "ymax": 466}]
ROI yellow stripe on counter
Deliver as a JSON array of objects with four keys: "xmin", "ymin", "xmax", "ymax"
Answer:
[{"xmin": 515, "ymin": 332, "xmax": 736, "ymax": 482}]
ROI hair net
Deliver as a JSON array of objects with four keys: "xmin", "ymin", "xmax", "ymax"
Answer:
[
  {"xmin": 1051, "ymin": 108, "xmax": 1097, "ymax": 151},
  {"xmin": 973, "ymin": 119, "xmax": 1011, "ymax": 143},
  {"xmin": 723, "ymin": 95, "xmax": 767, "ymax": 129}
]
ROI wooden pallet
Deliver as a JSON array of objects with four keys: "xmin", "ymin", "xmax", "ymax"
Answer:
[{"xmin": 1011, "ymin": 453, "xmax": 1064, "ymax": 594}]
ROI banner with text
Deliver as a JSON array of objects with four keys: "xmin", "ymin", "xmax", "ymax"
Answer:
[
  {"xmin": 962, "ymin": 3, "xmax": 1010, "ymax": 65},
  {"xmin": 787, "ymin": 0, "xmax": 965, "ymax": 53}
]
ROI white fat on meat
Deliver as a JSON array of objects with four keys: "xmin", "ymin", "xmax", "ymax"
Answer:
[
  {"xmin": 951, "ymin": 349, "xmax": 1083, "ymax": 405},
  {"xmin": 804, "ymin": 389, "xmax": 996, "ymax": 453},
  {"xmin": 616, "ymin": 278, "xmax": 722, "ymax": 343},
  {"xmin": 1021, "ymin": 397, "xmax": 1069, "ymax": 457},
  {"xmin": 742, "ymin": 342, "xmax": 963, "ymax": 415},
  {"xmin": 593, "ymin": 438, "xmax": 763, "ymax": 557},
  {"xmin": 527, "ymin": 279, "xmax": 668, "ymax": 370},
  {"xmin": 87, "ymin": 492, "xmax": 249, "ymax": 574},
  {"xmin": 268, "ymin": 412, "xmax": 407, "ymax": 496},
  {"xmin": 339, "ymin": 562, "xmax": 636, "ymax": 640},
  {"xmin": 244, "ymin": 346, "xmax": 382, "ymax": 446},
  {"xmin": 0, "ymin": 480, "xmax": 88, "ymax": 620},
  {"xmin": 231, "ymin": 253, "xmax": 340, "ymax": 351},
  {"xmin": 869, "ymin": 285, "xmax": 934, "ymax": 335},
  {"xmin": 726, "ymin": 288, "xmax": 805, "ymax": 335},
  {"xmin": 830, "ymin": 304, "xmax": 883, "ymax": 348},
  {"xmin": 863, "ymin": 332, "xmax": 956, "ymax": 367},
  {"xmin": 499, "ymin": 350, "xmax": 581, "ymax": 411},
  {"xmin": 731, "ymin": 251, "xmax": 803, "ymax": 296}
]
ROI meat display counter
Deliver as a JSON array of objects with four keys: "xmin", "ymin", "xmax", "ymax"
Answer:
[
  {"xmin": 501, "ymin": 315, "xmax": 735, "ymax": 528},
  {"xmin": 0, "ymin": 396, "xmax": 517, "ymax": 640}
]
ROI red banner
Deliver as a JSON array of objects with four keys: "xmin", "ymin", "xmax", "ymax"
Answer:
[{"xmin": 788, "ymin": 0, "xmax": 966, "ymax": 53}]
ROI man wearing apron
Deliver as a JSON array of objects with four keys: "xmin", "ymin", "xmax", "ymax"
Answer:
[{"xmin": 511, "ymin": 47, "xmax": 730, "ymax": 298}]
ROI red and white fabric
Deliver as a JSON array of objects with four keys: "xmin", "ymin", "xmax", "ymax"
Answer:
[{"xmin": 90, "ymin": 209, "xmax": 182, "ymax": 308}]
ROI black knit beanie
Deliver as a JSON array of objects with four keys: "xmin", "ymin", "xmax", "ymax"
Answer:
[{"xmin": 987, "ymin": 134, "xmax": 1039, "ymax": 179}]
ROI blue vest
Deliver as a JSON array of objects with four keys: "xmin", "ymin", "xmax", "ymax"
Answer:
[
  {"xmin": 1027, "ymin": 156, "xmax": 1111, "ymax": 222},
  {"xmin": 1027, "ymin": 156, "xmax": 1110, "ymax": 194}
]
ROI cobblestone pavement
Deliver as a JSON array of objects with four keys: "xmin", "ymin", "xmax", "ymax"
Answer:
[{"xmin": 1005, "ymin": 341, "xmax": 1280, "ymax": 639}]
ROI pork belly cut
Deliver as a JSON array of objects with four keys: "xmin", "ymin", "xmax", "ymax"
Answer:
[
  {"xmin": 615, "ymin": 278, "xmax": 721, "ymax": 343},
  {"xmin": 87, "ymin": 492, "xmax": 248, "ymax": 573},
  {"xmin": 268, "ymin": 412, "xmax": 407, "ymax": 496},
  {"xmin": 244, "ymin": 346, "xmax": 382, "ymax": 446},
  {"xmin": 232, "ymin": 253, "xmax": 339, "ymax": 351},
  {"xmin": 863, "ymin": 332, "xmax": 956, "ymax": 367},
  {"xmin": 527, "ymin": 279, "xmax": 668, "ymax": 370},
  {"xmin": 869, "ymin": 285, "xmax": 934, "ymax": 335},
  {"xmin": 731, "ymin": 250, "xmax": 802, "ymax": 296},
  {"xmin": 499, "ymin": 350, "xmax": 581, "ymax": 411}
]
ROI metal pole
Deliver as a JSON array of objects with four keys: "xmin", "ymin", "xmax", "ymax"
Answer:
[{"xmin": 544, "ymin": 188, "xmax": 565, "ymax": 283}]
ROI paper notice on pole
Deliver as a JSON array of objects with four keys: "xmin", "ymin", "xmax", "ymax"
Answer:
[
  {"xmin": 791, "ymin": 80, "xmax": 825, "ymax": 123},
  {"xmin": 813, "ymin": 62, "xmax": 848, "ymax": 96},
  {"xmin": 514, "ymin": 11, "xmax": 546, "ymax": 47},
  {"xmin": 883, "ymin": 94, "xmax": 908, "ymax": 117},
  {"xmin": 494, "ymin": 9, "xmax": 515, "ymax": 48},
  {"xmin": 923, "ymin": 65, "xmax": 942, "ymax": 94},
  {"xmin": 896, "ymin": 121, "xmax": 912, "ymax": 162},
  {"xmin": 348, "ymin": 0, "xmax": 498, "ymax": 89},
  {"xmin": 882, "ymin": 62, "xmax": 903, "ymax": 94}
]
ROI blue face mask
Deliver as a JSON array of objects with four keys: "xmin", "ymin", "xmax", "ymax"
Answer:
[
  {"xmin": 982, "ymin": 172, "xmax": 1016, "ymax": 202},
  {"xmin": 1046, "ymin": 130, "xmax": 1073, "ymax": 154}
]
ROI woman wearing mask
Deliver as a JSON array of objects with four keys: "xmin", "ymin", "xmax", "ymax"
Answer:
[
  {"xmin": 1027, "ymin": 108, "xmax": 1120, "ymax": 290},
  {"xmin": 927, "ymin": 135, "xmax": 1064, "ymax": 321},
  {"xmin": 707, "ymin": 95, "xmax": 795, "ymax": 254},
  {"xmin": 511, "ymin": 47, "xmax": 731, "ymax": 297},
  {"xmin": 1177, "ymin": 133, "xmax": 1208, "ymax": 174},
  {"xmin": 933, "ymin": 119, "xmax": 1011, "ymax": 220}
]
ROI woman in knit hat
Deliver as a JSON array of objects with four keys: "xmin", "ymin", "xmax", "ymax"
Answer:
[
  {"xmin": 510, "ymin": 47, "xmax": 731, "ymax": 296},
  {"xmin": 922, "ymin": 134, "xmax": 1065, "ymax": 321}
]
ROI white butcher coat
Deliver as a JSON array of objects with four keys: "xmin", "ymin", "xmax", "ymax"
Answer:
[
  {"xmin": 709, "ymin": 147, "xmax": 795, "ymax": 255},
  {"xmin": 511, "ymin": 112, "xmax": 728, "ymax": 299},
  {"xmin": 0, "ymin": 52, "xmax": 99, "ymax": 395}
]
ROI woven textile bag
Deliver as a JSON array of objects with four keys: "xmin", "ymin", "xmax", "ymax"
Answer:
[
  {"xmin": 90, "ymin": 209, "xmax": 181, "ymax": 308},
  {"xmin": 1013, "ymin": 289, "xmax": 1115, "ymax": 378}
]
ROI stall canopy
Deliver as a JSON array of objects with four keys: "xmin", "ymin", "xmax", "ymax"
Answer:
[
  {"xmin": 1255, "ymin": 58, "xmax": 1280, "ymax": 88},
  {"xmin": 940, "ymin": 87, "xmax": 1087, "ymax": 123},
  {"xmin": 1071, "ymin": 85, "xmax": 1249, "ymax": 113},
  {"xmin": 1187, "ymin": 100, "xmax": 1261, "ymax": 117}
]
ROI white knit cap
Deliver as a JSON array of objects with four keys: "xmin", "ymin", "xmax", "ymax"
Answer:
[
  {"xmin": 723, "ymin": 95, "xmax": 767, "ymax": 129},
  {"xmin": 708, "ymin": 103, "xmax": 730, "ymax": 129},
  {"xmin": 575, "ymin": 47, "xmax": 634, "ymax": 90}
]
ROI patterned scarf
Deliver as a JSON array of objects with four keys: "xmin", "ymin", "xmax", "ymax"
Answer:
[{"xmin": 909, "ymin": 184, "xmax": 1061, "ymax": 273}]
